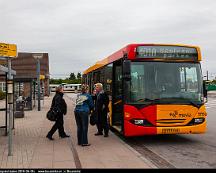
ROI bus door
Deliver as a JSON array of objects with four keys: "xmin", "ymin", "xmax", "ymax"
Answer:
[
  {"xmin": 112, "ymin": 60, "xmax": 123, "ymax": 132},
  {"xmin": 88, "ymin": 72, "xmax": 93, "ymax": 93}
]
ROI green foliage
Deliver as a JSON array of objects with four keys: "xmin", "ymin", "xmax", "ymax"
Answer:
[
  {"xmin": 0, "ymin": 90, "xmax": 6, "ymax": 100},
  {"xmin": 50, "ymin": 72, "xmax": 82, "ymax": 84},
  {"xmin": 69, "ymin": 73, "xmax": 76, "ymax": 80},
  {"xmin": 50, "ymin": 78, "xmax": 63, "ymax": 84},
  {"xmin": 77, "ymin": 72, "xmax": 82, "ymax": 80}
]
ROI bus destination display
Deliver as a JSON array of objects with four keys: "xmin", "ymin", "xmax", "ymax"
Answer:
[{"xmin": 136, "ymin": 46, "xmax": 198, "ymax": 60}]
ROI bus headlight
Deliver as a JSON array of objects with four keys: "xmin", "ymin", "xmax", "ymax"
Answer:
[
  {"xmin": 130, "ymin": 119, "xmax": 153, "ymax": 126},
  {"xmin": 187, "ymin": 118, "xmax": 205, "ymax": 126},
  {"xmin": 194, "ymin": 118, "xmax": 204, "ymax": 124},
  {"xmin": 134, "ymin": 120, "xmax": 144, "ymax": 125}
]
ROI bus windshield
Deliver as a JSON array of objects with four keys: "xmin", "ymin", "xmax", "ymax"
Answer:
[{"xmin": 127, "ymin": 62, "xmax": 203, "ymax": 106}]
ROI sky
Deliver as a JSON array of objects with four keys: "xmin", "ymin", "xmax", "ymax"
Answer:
[{"xmin": 0, "ymin": 0, "xmax": 216, "ymax": 79}]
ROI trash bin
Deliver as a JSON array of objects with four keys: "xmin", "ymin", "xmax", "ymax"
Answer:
[{"xmin": 15, "ymin": 97, "xmax": 25, "ymax": 118}]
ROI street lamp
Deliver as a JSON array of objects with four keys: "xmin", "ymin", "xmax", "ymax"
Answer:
[{"xmin": 33, "ymin": 53, "xmax": 43, "ymax": 111}]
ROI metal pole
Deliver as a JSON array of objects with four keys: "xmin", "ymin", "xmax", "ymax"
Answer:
[
  {"xmin": 37, "ymin": 59, "xmax": 41, "ymax": 111},
  {"xmin": 13, "ymin": 81, "xmax": 15, "ymax": 129},
  {"xmin": 33, "ymin": 81, "xmax": 36, "ymax": 108},
  {"xmin": 8, "ymin": 58, "xmax": 13, "ymax": 156},
  {"xmin": 30, "ymin": 81, "xmax": 33, "ymax": 110},
  {"xmin": 5, "ymin": 73, "xmax": 8, "ymax": 136},
  {"xmin": 42, "ymin": 80, "xmax": 44, "ymax": 106}
]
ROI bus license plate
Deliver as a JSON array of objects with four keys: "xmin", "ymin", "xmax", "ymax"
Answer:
[{"xmin": 162, "ymin": 128, "xmax": 180, "ymax": 134}]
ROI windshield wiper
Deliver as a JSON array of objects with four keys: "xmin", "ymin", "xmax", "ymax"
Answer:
[
  {"xmin": 183, "ymin": 100, "xmax": 202, "ymax": 108},
  {"xmin": 135, "ymin": 98, "xmax": 201, "ymax": 108},
  {"xmin": 135, "ymin": 98, "xmax": 162, "ymax": 106},
  {"xmin": 168, "ymin": 97, "xmax": 202, "ymax": 108},
  {"xmin": 136, "ymin": 98, "xmax": 160, "ymax": 102},
  {"xmin": 136, "ymin": 98, "xmax": 152, "ymax": 102}
]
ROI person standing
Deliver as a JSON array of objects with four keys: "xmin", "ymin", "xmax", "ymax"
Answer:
[
  {"xmin": 46, "ymin": 85, "xmax": 70, "ymax": 140},
  {"xmin": 94, "ymin": 83, "xmax": 109, "ymax": 137},
  {"xmin": 74, "ymin": 85, "xmax": 94, "ymax": 146}
]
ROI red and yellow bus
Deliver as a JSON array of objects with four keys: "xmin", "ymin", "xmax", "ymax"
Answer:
[{"xmin": 83, "ymin": 44, "xmax": 207, "ymax": 137}]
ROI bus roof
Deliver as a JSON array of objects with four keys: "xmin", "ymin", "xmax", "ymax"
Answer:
[{"xmin": 83, "ymin": 43, "xmax": 201, "ymax": 75}]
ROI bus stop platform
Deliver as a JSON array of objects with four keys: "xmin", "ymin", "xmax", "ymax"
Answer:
[{"xmin": 0, "ymin": 94, "xmax": 155, "ymax": 169}]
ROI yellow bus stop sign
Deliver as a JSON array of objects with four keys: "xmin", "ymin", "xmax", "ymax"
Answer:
[
  {"xmin": 0, "ymin": 43, "xmax": 17, "ymax": 58},
  {"xmin": 40, "ymin": 75, "xmax": 45, "ymax": 80}
]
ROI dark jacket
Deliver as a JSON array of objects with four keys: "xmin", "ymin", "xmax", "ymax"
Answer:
[
  {"xmin": 95, "ymin": 91, "xmax": 109, "ymax": 116},
  {"xmin": 51, "ymin": 92, "xmax": 67, "ymax": 115}
]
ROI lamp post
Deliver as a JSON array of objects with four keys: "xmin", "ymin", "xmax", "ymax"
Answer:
[{"xmin": 33, "ymin": 53, "xmax": 43, "ymax": 111}]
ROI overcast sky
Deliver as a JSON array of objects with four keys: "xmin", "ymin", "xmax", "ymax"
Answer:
[{"xmin": 1, "ymin": 0, "xmax": 216, "ymax": 79}]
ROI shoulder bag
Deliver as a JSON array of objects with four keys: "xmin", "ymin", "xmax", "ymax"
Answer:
[
  {"xmin": 46, "ymin": 107, "xmax": 60, "ymax": 121},
  {"xmin": 90, "ymin": 110, "xmax": 97, "ymax": 126}
]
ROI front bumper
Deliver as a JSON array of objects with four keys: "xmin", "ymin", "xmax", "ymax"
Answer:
[{"xmin": 124, "ymin": 120, "xmax": 206, "ymax": 137}]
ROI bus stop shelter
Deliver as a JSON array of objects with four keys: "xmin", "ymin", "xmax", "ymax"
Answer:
[
  {"xmin": 0, "ymin": 65, "xmax": 16, "ymax": 136},
  {"xmin": 0, "ymin": 42, "xmax": 17, "ymax": 156},
  {"xmin": 13, "ymin": 78, "xmax": 35, "ymax": 111}
]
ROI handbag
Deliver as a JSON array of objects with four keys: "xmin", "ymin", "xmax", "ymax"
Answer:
[
  {"xmin": 90, "ymin": 110, "xmax": 97, "ymax": 126},
  {"xmin": 46, "ymin": 107, "xmax": 60, "ymax": 121}
]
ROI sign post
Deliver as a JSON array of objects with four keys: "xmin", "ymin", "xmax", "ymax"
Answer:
[
  {"xmin": 0, "ymin": 42, "xmax": 17, "ymax": 156},
  {"xmin": 7, "ymin": 60, "xmax": 13, "ymax": 156}
]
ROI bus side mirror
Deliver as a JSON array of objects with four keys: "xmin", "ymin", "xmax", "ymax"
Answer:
[
  {"xmin": 123, "ymin": 60, "xmax": 131, "ymax": 81},
  {"xmin": 203, "ymin": 81, "xmax": 208, "ymax": 101}
]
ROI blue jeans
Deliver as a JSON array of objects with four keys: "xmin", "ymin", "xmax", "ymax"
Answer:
[{"xmin": 74, "ymin": 111, "xmax": 89, "ymax": 145}]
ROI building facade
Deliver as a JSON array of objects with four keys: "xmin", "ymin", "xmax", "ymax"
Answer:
[{"xmin": 11, "ymin": 52, "xmax": 50, "ymax": 96}]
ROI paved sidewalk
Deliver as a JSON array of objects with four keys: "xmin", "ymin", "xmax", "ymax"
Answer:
[
  {"xmin": 0, "ymin": 95, "xmax": 76, "ymax": 168},
  {"xmin": 0, "ymin": 93, "xmax": 154, "ymax": 169}
]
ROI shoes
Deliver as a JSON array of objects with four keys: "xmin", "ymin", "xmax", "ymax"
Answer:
[
  {"xmin": 94, "ymin": 132, "xmax": 103, "ymax": 136},
  {"xmin": 46, "ymin": 135, "xmax": 54, "ymax": 140},
  {"xmin": 82, "ymin": 144, "xmax": 91, "ymax": 147},
  {"xmin": 60, "ymin": 134, "xmax": 70, "ymax": 138},
  {"xmin": 104, "ymin": 134, "xmax": 109, "ymax": 137}
]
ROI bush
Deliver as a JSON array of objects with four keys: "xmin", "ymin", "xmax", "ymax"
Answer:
[{"xmin": 0, "ymin": 90, "xmax": 6, "ymax": 100}]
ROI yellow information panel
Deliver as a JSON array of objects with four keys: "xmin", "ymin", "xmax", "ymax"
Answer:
[
  {"xmin": 40, "ymin": 75, "xmax": 45, "ymax": 80},
  {"xmin": 0, "ymin": 43, "xmax": 17, "ymax": 57}
]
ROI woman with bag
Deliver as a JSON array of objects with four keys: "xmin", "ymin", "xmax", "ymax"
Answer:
[
  {"xmin": 46, "ymin": 85, "xmax": 70, "ymax": 140},
  {"xmin": 74, "ymin": 84, "xmax": 94, "ymax": 146}
]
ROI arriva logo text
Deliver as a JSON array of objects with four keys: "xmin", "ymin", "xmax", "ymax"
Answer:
[{"xmin": 169, "ymin": 111, "xmax": 192, "ymax": 118}]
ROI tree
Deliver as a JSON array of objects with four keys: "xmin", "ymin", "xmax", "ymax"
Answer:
[
  {"xmin": 77, "ymin": 72, "xmax": 82, "ymax": 80},
  {"xmin": 49, "ymin": 72, "xmax": 82, "ymax": 84},
  {"xmin": 69, "ymin": 73, "xmax": 76, "ymax": 80}
]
